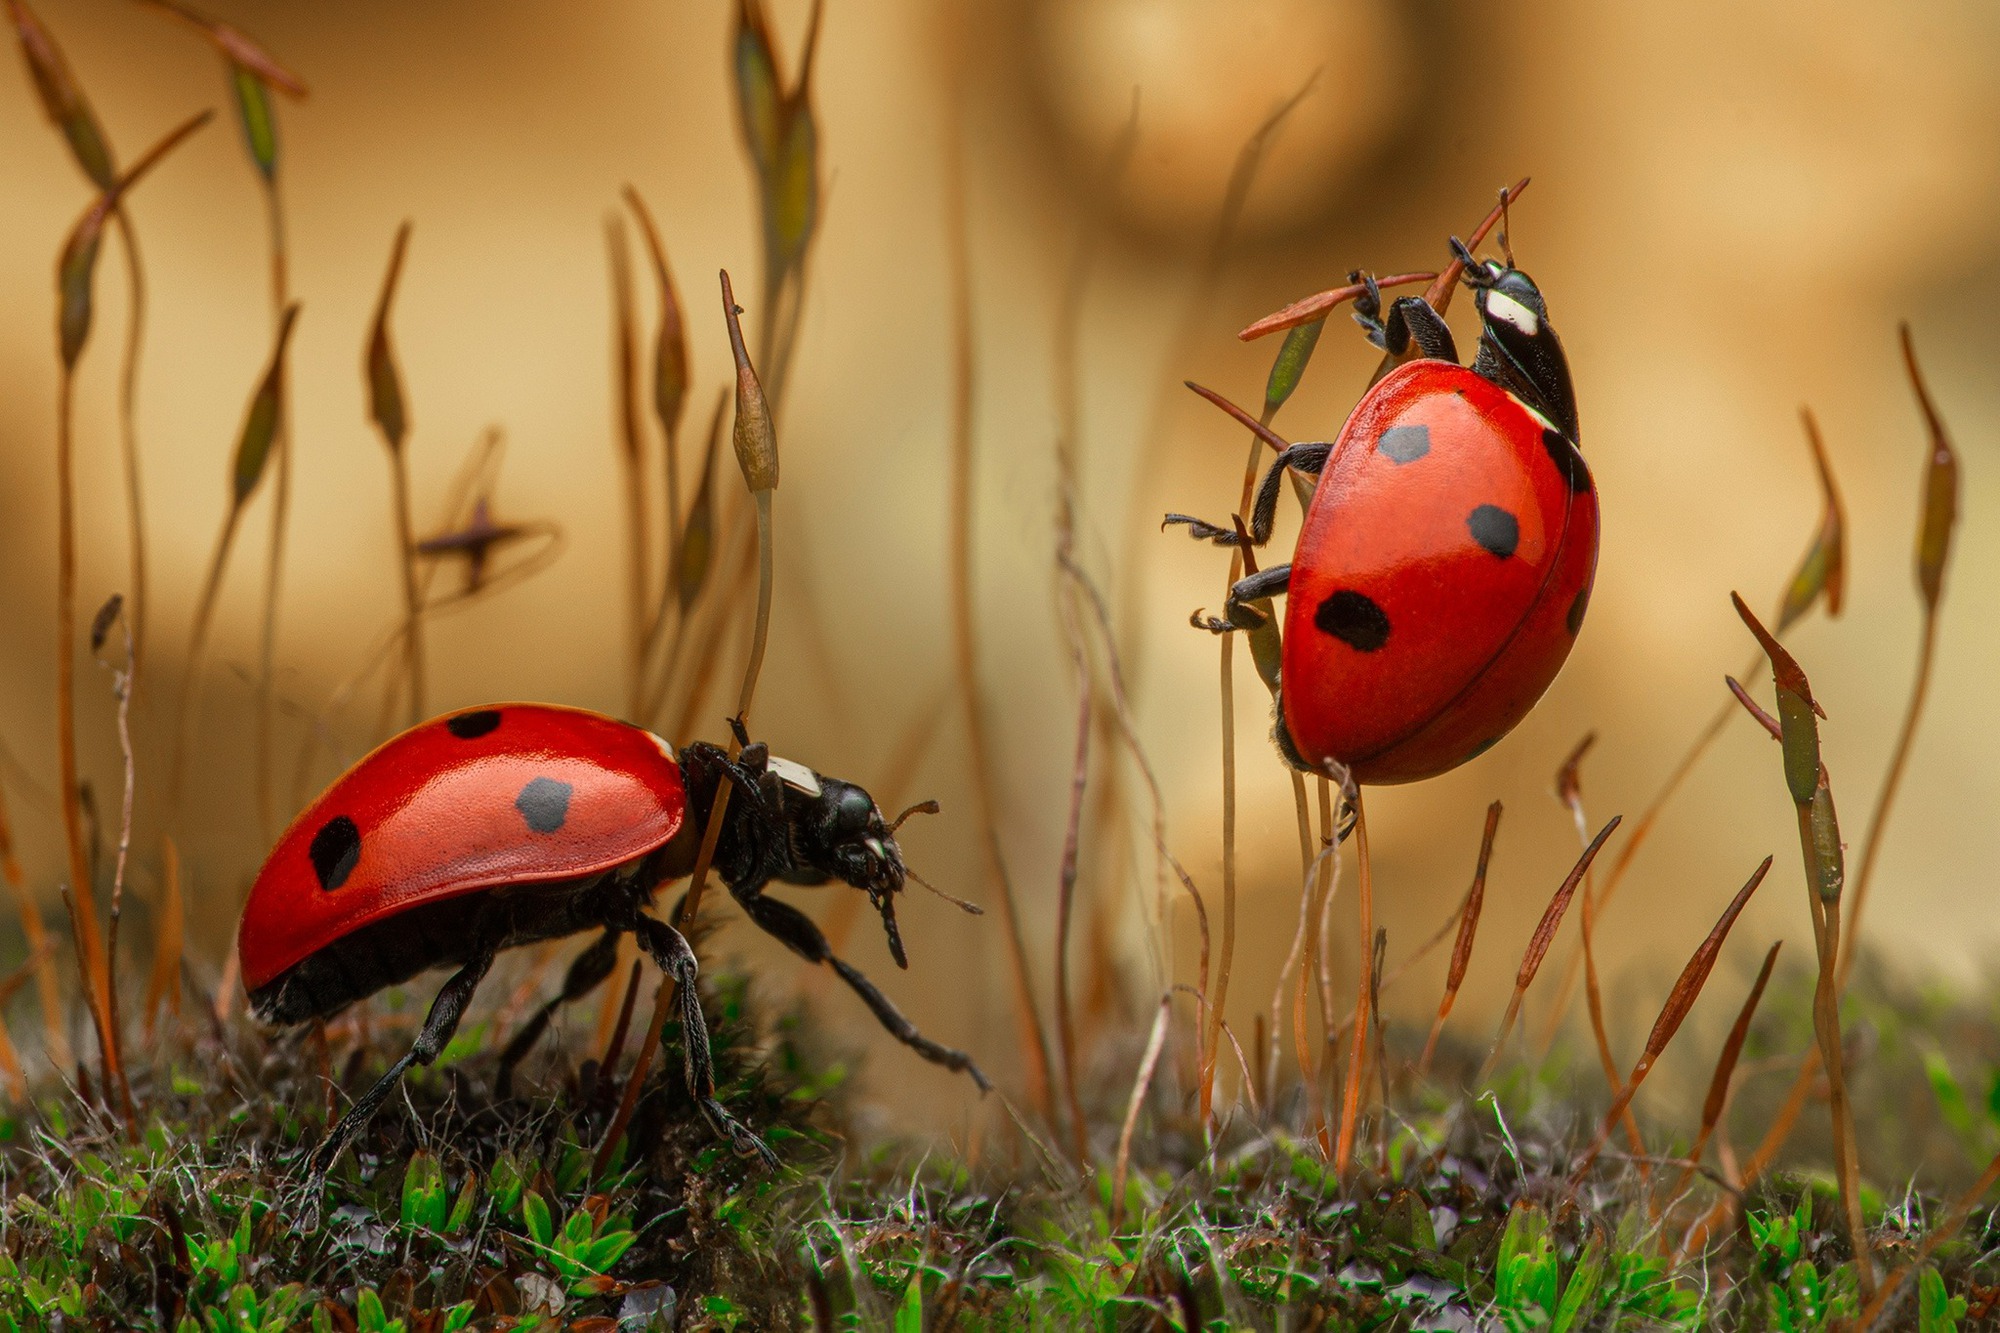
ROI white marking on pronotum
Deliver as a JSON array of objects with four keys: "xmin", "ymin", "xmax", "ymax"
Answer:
[
  {"xmin": 765, "ymin": 754, "xmax": 822, "ymax": 796},
  {"xmin": 644, "ymin": 730, "xmax": 676, "ymax": 761},
  {"xmin": 1483, "ymin": 289, "xmax": 1540, "ymax": 336}
]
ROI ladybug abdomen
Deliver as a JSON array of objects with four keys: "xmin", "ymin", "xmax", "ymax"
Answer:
[
  {"xmin": 1280, "ymin": 362, "xmax": 1597, "ymax": 784},
  {"xmin": 237, "ymin": 705, "xmax": 687, "ymax": 996}
]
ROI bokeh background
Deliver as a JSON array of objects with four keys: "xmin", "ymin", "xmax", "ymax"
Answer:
[{"xmin": 0, "ymin": 0, "xmax": 1997, "ymax": 1128}]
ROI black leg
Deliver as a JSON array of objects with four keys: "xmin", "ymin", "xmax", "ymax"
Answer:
[
  {"xmin": 632, "ymin": 915, "xmax": 778, "ymax": 1166},
  {"xmin": 495, "ymin": 928, "xmax": 622, "ymax": 1098},
  {"xmin": 1164, "ymin": 442, "xmax": 1330, "ymax": 548},
  {"xmin": 1352, "ymin": 271, "xmax": 1458, "ymax": 363},
  {"xmin": 733, "ymin": 890, "xmax": 991, "ymax": 1092},
  {"xmin": 1193, "ymin": 564, "xmax": 1292, "ymax": 635},
  {"xmin": 305, "ymin": 943, "xmax": 495, "ymax": 1190}
]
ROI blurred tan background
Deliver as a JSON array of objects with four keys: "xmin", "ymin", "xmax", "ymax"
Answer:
[{"xmin": 0, "ymin": 0, "xmax": 1996, "ymax": 1124}]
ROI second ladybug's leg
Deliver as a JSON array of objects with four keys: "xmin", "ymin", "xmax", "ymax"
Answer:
[
  {"xmin": 495, "ymin": 927, "xmax": 622, "ymax": 1098},
  {"xmin": 632, "ymin": 915, "xmax": 779, "ymax": 1166},
  {"xmin": 732, "ymin": 891, "xmax": 991, "ymax": 1092},
  {"xmin": 1164, "ymin": 442, "xmax": 1330, "ymax": 547},
  {"xmin": 305, "ymin": 942, "xmax": 497, "ymax": 1188}
]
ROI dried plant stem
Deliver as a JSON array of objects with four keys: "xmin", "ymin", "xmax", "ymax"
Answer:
[
  {"xmin": 1841, "ymin": 617, "xmax": 1935, "ymax": 989},
  {"xmin": 598, "ymin": 957, "xmax": 643, "ymax": 1075},
  {"xmin": 1297, "ymin": 780, "xmax": 1336, "ymax": 1138},
  {"xmin": 1667, "ymin": 940, "xmax": 1780, "ymax": 1205},
  {"xmin": 54, "ymin": 369, "xmax": 117, "ymax": 1082},
  {"xmin": 1799, "ymin": 806, "xmax": 1871, "ymax": 1297},
  {"xmin": 593, "ymin": 973, "xmax": 673, "ymax": 1182},
  {"xmin": 0, "ymin": 780, "xmax": 68, "ymax": 1065},
  {"xmin": 254, "ymin": 176, "xmax": 291, "ymax": 839},
  {"xmin": 1477, "ymin": 818, "xmax": 1619, "ymax": 1086},
  {"xmin": 609, "ymin": 218, "xmax": 651, "ymax": 718},
  {"xmin": 1333, "ymin": 790, "xmax": 1373, "ymax": 1178},
  {"xmin": 111, "ymin": 211, "xmax": 148, "ymax": 689},
  {"xmin": 143, "ymin": 835, "xmax": 184, "ymax": 1037},
  {"xmin": 1417, "ymin": 803, "xmax": 1501, "ymax": 1080},
  {"xmin": 945, "ymin": 109, "xmax": 1051, "ymax": 1114},
  {"xmin": 739, "ymin": 488, "xmax": 774, "ymax": 721},
  {"xmin": 97, "ymin": 601, "xmax": 136, "ymax": 1130},
  {"xmin": 1053, "ymin": 588, "xmax": 1093, "ymax": 1166},
  {"xmin": 1109, "ymin": 992, "xmax": 1173, "ymax": 1228},
  {"xmin": 173, "ymin": 504, "xmax": 246, "ymax": 812}
]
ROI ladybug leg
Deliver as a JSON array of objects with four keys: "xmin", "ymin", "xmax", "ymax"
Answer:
[
  {"xmin": 1192, "ymin": 564, "xmax": 1291, "ymax": 635},
  {"xmin": 732, "ymin": 890, "xmax": 991, "ymax": 1092},
  {"xmin": 1352, "ymin": 270, "xmax": 1458, "ymax": 362},
  {"xmin": 495, "ymin": 927, "xmax": 622, "ymax": 1098},
  {"xmin": 632, "ymin": 915, "xmax": 779, "ymax": 1166},
  {"xmin": 1165, "ymin": 442, "xmax": 1330, "ymax": 547},
  {"xmin": 305, "ymin": 942, "xmax": 496, "ymax": 1193}
]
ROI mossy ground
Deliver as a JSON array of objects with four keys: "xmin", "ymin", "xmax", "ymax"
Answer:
[{"xmin": 0, "ymin": 952, "xmax": 1997, "ymax": 1330}]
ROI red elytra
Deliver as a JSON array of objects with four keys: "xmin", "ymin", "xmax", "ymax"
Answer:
[
  {"xmin": 1281, "ymin": 360, "xmax": 1598, "ymax": 783},
  {"xmin": 237, "ymin": 703, "xmax": 684, "ymax": 994}
]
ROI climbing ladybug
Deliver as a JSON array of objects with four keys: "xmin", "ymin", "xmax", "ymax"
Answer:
[
  {"xmin": 238, "ymin": 703, "xmax": 986, "ymax": 1186},
  {"xmin": 1168, "ymin": 235, "xmax": 1598, "ymax": 784}
]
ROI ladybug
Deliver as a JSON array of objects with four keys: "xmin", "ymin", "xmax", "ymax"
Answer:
[
  {"xmin": 1167, "ymin": 237, "xmax": 1598, "ymax": 784},
  {"xmin": 238, "ymin": 702, "xmax": 987, "ymax": 1184}
]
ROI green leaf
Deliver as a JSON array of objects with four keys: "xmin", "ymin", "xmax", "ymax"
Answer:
[
  {"xmin": 1926, "ymin": 1049, "xmax": 1976, "ymax": 1144},
  {"xmin": 1920, "ymin": 1265, "xmax": 1964, "ymax": 1333},
  {"xmin": 232, "ymin": 304, "xmax": 300, "ymax": 505},
  {"xmin": 1263, "ymin": 318, "xmax": 1324, "ymax": 416},
  {"xmin": 732, "ymin": 0, "xmax": 782, "ymax": 175},
  {"xmin": 522, "ymin": 1191, "xmax": 554, "ymax": 1249},
  {"xmin": 356, "ymin": 1287, "xmax": 388, "ymax": 1333},
  {"xmin": 445, "ymin": 1171, "xmax": 479, "ymax": 1236},
  {"xmin": 581, "ymin": 1229, "xmax": 638, "ymax": 1273},
  {"xmin": 894, "ymin": 1268, "xmax": 923, "ymax": 1333},
  {"xmin": 229, "ymin": 62, "xmax": 277, "ymax": 180},
  {"xmin": 1551, "ymin": 1230, "xmax": 1607, "ymax": 1333}
]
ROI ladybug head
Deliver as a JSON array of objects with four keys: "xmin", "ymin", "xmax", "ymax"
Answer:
[{"xmin": 1451, "ymin": 236, "xmax": 1579, "ymax": 443}]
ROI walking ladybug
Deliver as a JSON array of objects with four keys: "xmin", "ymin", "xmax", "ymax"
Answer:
[
  {"xmin": 238, "ymin": 703, "xmax": 987, "ymax": 1188},
  {"xmin": 1167, "ymin": 235, "xmax": 1598, "ymax": 784}
]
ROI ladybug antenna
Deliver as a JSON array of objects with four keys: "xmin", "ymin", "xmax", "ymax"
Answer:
[
  {"xmin": 888, "ymin": 798, "xmax": 941, "ymax": 834},
  {"xmin": 906, "ymin": 866, "xmax": 984, "ymax": 916},
  {"xmin": 1496, "ymin": 186, "xmax": 1515, "ymax": 267}
]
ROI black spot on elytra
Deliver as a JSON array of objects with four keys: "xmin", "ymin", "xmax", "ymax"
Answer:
[
  {"xmin": 1468, "ymin": 504, "xmax": 1520, "ymax": 558},
  {"xmin": 1315, "ymin": 590, "xmax": 1391, "ymax": 652},
  {"xmin": 1377, "ymin": 424, "xmax": 1431, "ymax": 464},
  {"xmin": 1567, "ymin": 583, "xmax": 1592, "ymax": 636},
  {"xmin": 1542, "ymin": 429, "xmax": 1591, "ymax": 493},
  {"xmin": 515, "ymin": 776, "xmax": 573, "ymax": 834},
  {"xmin": 446, "ymin": 709, "xmax": 502, "ymax": 739},
  {"xmin": 309, "ymin": 815, "xmax": 361, "ymax": 892}
]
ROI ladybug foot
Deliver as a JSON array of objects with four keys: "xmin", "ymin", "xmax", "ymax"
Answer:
[
  {"xmin": 702, "ymin": 1098, "xmax": 779, "ymax": 1168},
  {"xmin": 1162, "ymin": 512, "xmax": 1245, "ymax": 546}
]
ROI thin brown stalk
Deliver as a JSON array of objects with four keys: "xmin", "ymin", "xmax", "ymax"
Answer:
[
  {"xmin": 1556, "ymin": 735, "xmax": 1647, "ymax": 1165},
  {"xmin": 623, "ymin": 185, "xmax": 687, "ymax": 646},
  {"xmin": 1569, "ymin": 856, "xmax": 1772, "ymax": 1184},
  {"xmin": 111, "ymin": 212, "xmax": 148, "ymax": 692},
  {"xmin": 1053, "ymin": 586, "xmax": 1093, "ymax": 1166},
  {"xmin": 597, "ymin": 958, "xmax": 644, "ymax": 1077},
  {"xmin": 253, "ymin": 168, "xmax": 291, "ymax": 840},
  {"xmin": 1417, "ymin": 802, "xmax": 1502, "ymax": 1079},
  {"xmin": 91, "ymin": 597, "xmax": 136, "ymax": 1129},
  {"xmin": 1842, "ymin": 326, "xmax": 1956, "ymax": 985},
  {"xmin": 1668, "ymin": 940, "xmax": 1781, "ymax": 1203},
  {"xmin": 1476, "ymin": 816, "xmax": 1621, "ymax": 1086},
  {"xmin": 593, "ymin": 974, "xmax": 673, "ymax": 1182},
  {"xmin": 0, "ymin": 772, "xmax": 67, "ymax": 1064},
  {"xmin": 1334, "ymin": 790, "xmax": 1374, "ymax": 1177},
  {"xmin": 1109, "ymin": 992, "xmax": 1173, "ymax": 1228},
  {"xmin": 608, "ymin": 217, "xmax": 651, "ymax": 719},
  {"xmin": 365, "ymin": 222, "xmax": 424, "ymax": 725},
  {"xmin": 944, "ymin": 101, "xmax": 1051, "ymax": 1113}
]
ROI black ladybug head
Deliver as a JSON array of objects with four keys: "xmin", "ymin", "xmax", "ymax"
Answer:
[
  {"xmin": 769, "ymin": 762, "xmax": 910, "ymax": 968},
  {"xmin": 1451, "ymin": 238, "xmax": 1580, "ymax": 444}
]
